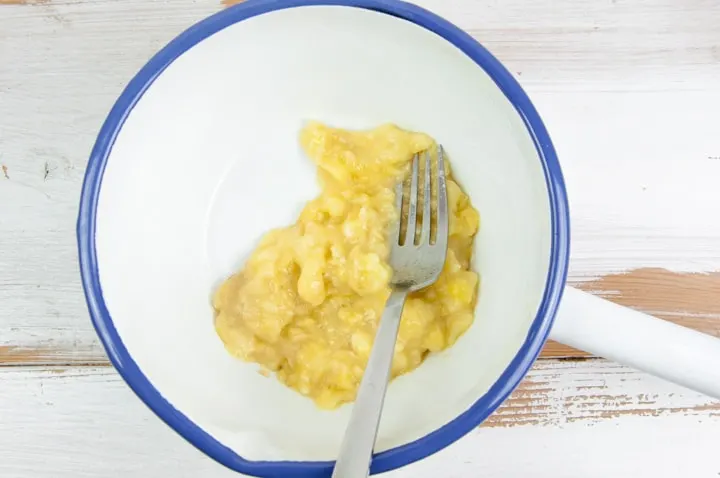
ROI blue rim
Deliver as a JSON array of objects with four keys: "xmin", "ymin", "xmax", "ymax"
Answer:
[{"xmin": 77, "ymin": 0, "xmax": 570, "ymax": 476}]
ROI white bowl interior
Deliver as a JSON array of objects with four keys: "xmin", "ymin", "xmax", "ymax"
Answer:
[{"xmin": 95, "ymin": 5, "xmax": 551, "ymax": 462}]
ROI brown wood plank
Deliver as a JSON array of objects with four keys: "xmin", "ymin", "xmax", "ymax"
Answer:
[{"xmin": 540, "ymin": 268, "xmax": 720, "ymax": 358}]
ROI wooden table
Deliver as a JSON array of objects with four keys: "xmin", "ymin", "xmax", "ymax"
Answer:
[{"xmin": 1, "ymin": 0, "xmax": 719, "ymax": 476}]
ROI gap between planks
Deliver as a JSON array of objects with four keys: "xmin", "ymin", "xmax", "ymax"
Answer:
[{"xmin": 1, "ymin": 267, "xmax": 719, "ymax": 367}]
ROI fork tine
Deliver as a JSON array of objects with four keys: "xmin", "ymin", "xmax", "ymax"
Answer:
[
  {"xmin": 405, "ymin": 153, "xmax": 419, "ymax": 245},
  {"xmin": 435, "ymin": 145, "xmax": 449, "ymax": 248},
  {"xmin": 420, "ymin": 150, "xmax": 432, "ymax": 244},
  {"xmin": 391, "ymin": 179, "xmax": 403, "ymax": 244}
]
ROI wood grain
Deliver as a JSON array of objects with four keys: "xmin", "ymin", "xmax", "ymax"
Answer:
[
  {"xmin": 0, "ymin": 0, "xmax": 48, "ymax": 4},
  {"xmin": 0, "ymin": 361, "xmax": 718, "ymax": 478},
  {"xmin": 488, "ymin": 360, "xmax": 720, "ymax": 428},
  {"xmin": 542, "ymin": 268, "xmax": 720, "ymax": 357},
  {"xmin": 0, "ymin": 345, "xmax": 107, "ymax": 366}
]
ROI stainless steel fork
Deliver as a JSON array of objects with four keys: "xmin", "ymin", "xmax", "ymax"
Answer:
[{"xmin": 332, "ymin": 147, "xmax": 449, "ymax": 478}]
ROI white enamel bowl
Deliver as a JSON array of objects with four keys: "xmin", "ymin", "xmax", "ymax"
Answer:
[{"xmin": 79, "ymin": 0, "xmax": 570, "ymax": 476}]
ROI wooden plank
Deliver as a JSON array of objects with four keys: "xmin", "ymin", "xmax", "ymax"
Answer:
[
  {"xmin": 487, "ymin": 359, "xmax": 720, "ymax": 427},
  {"xmin": 0, "ymin": 361, "xmax": 718, "ymax": 477},
  {"xmin": 543, "ymin": 268, "xmax": 720, "ymax": 357}
]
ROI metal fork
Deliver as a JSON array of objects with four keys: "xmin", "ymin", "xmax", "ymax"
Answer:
[{"xmin": 332, "ymin": 147, "xmax": 449, "ymax": 478}]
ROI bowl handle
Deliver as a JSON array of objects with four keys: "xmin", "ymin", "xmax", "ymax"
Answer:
[{"xmin": 550, "ymin": 286, "xmax": 720, "ymax": 399}]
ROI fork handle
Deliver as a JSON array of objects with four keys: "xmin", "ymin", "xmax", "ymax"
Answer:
[{"xmin": 332, "ymin": 289, "xmax": 409, "ymax": 478}]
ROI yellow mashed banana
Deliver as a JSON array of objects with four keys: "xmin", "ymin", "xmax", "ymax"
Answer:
[{"xmin": 213, "ymin": 122, "xmax": 480, "ymax": 409}]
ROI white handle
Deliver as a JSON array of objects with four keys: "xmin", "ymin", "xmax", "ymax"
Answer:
[{"xmin": 550, "ymin": 286, "xmax": 720, "ymax": 399}]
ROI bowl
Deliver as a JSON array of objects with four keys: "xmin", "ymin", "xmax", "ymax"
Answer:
[{"xmin": 77, "ymin": 0, "xmax": 569, "ymax": 476}]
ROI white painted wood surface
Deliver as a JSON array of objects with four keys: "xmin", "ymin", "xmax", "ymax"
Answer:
[
  {"xmin": 1, "ymin": 361, "xmax": 719, "ymax": 477},
  {"xmin": 1, "ymin": 0, "xmax": 720, "ymax": 476},
  {"xmin": 0, "ymin": 361, "xmax": 717, "ymax": 478}
]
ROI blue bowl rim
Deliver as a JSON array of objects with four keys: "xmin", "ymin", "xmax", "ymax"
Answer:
[{"xmin": 76, "ymin": 0, "xmax": 571, "ymax": 476}]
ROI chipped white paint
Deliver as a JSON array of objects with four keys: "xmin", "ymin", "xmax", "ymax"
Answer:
[
  {"xmin": 1, "ymin": 0, "xmax": 720, "ymax": 476},
  {"xmin": 0, "ymin": 362, "xmax": 718, "ymax": 477},
  {"xmin": 490, "ymin": 360, "xmax": 720, "ymax": 427}
]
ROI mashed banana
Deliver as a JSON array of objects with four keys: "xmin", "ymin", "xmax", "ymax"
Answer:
[{"xmin": 213, "ymin": 122, "xmax": 480, "ymax": 409}]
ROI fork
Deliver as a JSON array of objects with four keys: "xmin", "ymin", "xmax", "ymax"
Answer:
[{"xmin": 331, "ymin": 147, "xmax": 449, "ymax": 478}]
